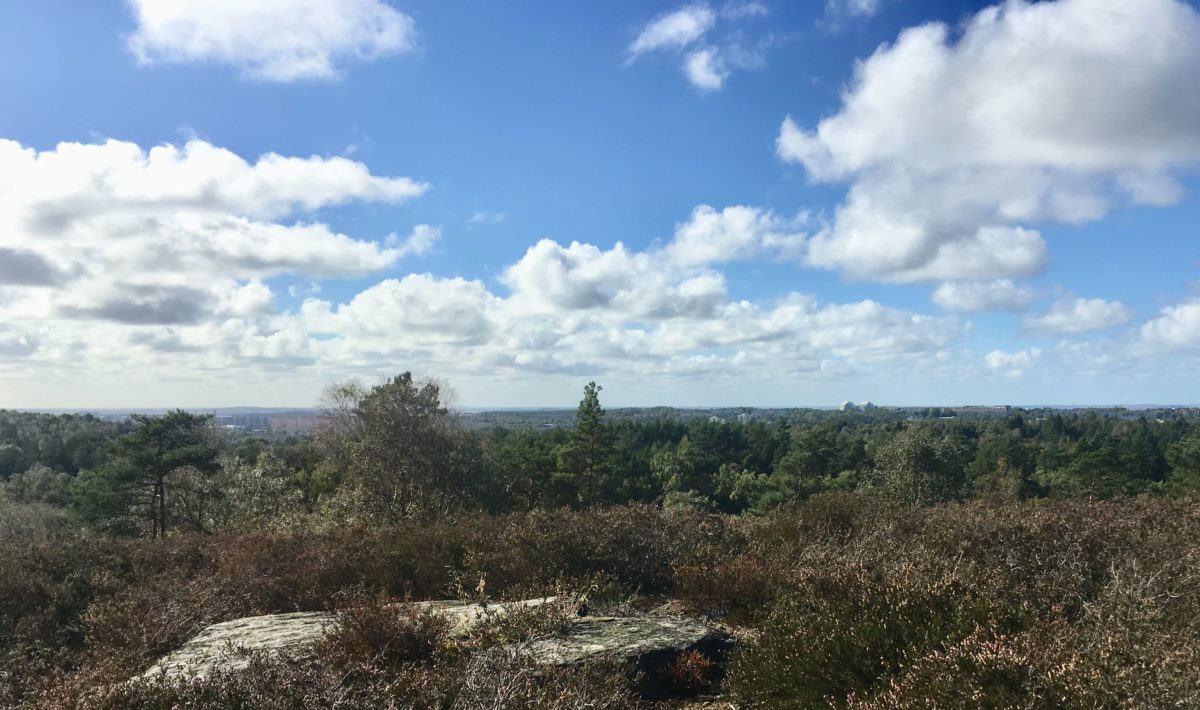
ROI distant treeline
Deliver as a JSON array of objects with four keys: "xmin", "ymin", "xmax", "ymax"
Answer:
[{"xmin": 3, "ymin": 377, "xmax": 1200, "ymax": 537}]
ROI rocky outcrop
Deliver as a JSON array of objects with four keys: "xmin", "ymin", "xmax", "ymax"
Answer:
[
  {"xmin": 521, "ymin": 614, "xmax": 727, "ymax": 665},
  {"xmin": 141, "ymin": 597, "xmax": 563, "ymax": 679},
  {"xmin": 142, "ymin": 610, "xmax": 334, "ymax": 678},
  {"xmin": 518, "ymin": 614, "xmax": 733, "ymax": 699},
  {"xmin": 139, "ymin": 596, "xmax": 732, "ymax": 699}
]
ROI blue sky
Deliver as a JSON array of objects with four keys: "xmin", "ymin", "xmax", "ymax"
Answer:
[{"xmin": 1, "ymin": 0, "xmax": 1199, "ymax": 408}]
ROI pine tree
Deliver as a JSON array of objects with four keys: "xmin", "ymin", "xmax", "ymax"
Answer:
[{"xmin": 557, "ymin": 381, "xmax": 613, "ymax": 506}]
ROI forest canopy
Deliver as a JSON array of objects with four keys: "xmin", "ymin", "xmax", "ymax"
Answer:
[{"xmin": 3, "ymin": 375, "xmax": 1200, "ymax": 536}]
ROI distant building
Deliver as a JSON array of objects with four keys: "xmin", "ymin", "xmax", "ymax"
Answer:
[
  {"xmin": 268, "ymin": 415, "xmax": 331, "ymax": 435},
  {"xmin": 213, "ymin": 414, "xmax": 271, "ymax": 431}
]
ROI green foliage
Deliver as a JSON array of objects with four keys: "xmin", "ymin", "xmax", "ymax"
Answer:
[
  {"xmin": 871, "ymin": 426, "xmax": 968, "ymax": 504},
  {"xmin": 0, "ymin": 411, "xmax": 131, "ymax": 478},
  {"xmin": 1166, "ymin": 434, "xmax": 1200, "ymax": 493},
  {"xmin": 2, "ymin": 464, "xmax": 72, "ymax": 506},
  {"xmin": 9, "ymin": 392, "xmax": 1200, "ymax": 536},
  {"xmin": 70, "ymin": 411, "xmax": 219, "ymax": 538},
  {"xmin": 179, "ymin": 452, "xmax": 308, "ymax": 533},
  {"xmin": 316, "ymin": 373, "xmax": 481, "ymax": 522},
  {"xmin": 484, "ymin": 427, "xmax": 565, "ymax": 510},
  {"xmin": 555, "ymin": 381, "xmax": 615, "ymax": 506},
  {"xmin": 728, "ymin": 562, "xmax": 995, "ymax": 706}
]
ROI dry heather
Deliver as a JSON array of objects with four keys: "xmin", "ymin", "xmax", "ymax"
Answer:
[{"xmin": 3, "ymin": 496, "xmax": 1200, "ymax": 707}]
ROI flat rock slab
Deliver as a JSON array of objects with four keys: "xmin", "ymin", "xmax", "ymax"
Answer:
[
  {"xmin": 141, "ymin": 597, "xmax": 561, "ymax": 680},
  {"xmin": 142, "ymin": 610, "xmax": 336, "ymax": 678},
  {"xmin": 138, "ymin": 597, "xmax": 732, "ymax": 698},
  {"xmin": 517, "ymin": 615, "xmax": 733, "ymax": 700},
  {"xmin": 521, "ymin": 615, "xmax": 725, "ymax": 665}
]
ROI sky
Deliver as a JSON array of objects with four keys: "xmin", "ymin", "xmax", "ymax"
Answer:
[{"xmin": 1, "ymin": 0, "xmax": 1199, "ymax": 409}]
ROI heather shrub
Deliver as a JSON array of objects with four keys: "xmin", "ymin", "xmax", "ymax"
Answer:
[
  {"xmin": 662, "ymin": 649, "xmax": 718, "ymax": 695},
  {"xmin": 846, "ymin": 631, "xmax": 1033, "ymax": 708},
  {"xmin": 47, "ymin": 643, "xmax": 638, "ymax": 710},
  {"xmin": 727, "ymin": 558, "xmax": 996, "ymax": 707},
  {"xmin": 44, "ymin": 654, "xmax": 456, "ymax": 710},
  {"xmin": 673, "ymin": 552, "xmax": 784, "ymax": 621},
  {"xmin": 467, "ymin": 600, "xmax": 577, "ymax": 648},
  {"xmin": 456, "ymin": 652, "xmax": 642, "ymax": 709},
  {"xmin": 9, "ymin": 498, "xmax": 1200, "ymax": 707},
  {"xmin": 456, "ymin": 504, "xmax": 699, "ymax": 597},
  {"xmin": 315, "ymin": 591, "xmax": 452, "ymax": 674}
]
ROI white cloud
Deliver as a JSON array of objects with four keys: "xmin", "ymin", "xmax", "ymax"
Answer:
[
  {"xmin": 664, "ymin": 204, "xmax": 806, "ymax": 267},
  {"xmin": 0, "ymin": 137, "xmax": 426, "ymax": 336},
  {"xmin": 985, "ymin": 347, "xmax": 1042, "ymax": 378},
  {"xmin": 825, "ymin": 0, "xmax": 883, "ymax": 20},
  {"xmin": 219, "ymin": 280, "xmax": 274, "ymax": 317},
  {"xmin": 684, "ymin": 48, "xmax": 729, "ymax": 92},
  {"xmin": 501, "ymin": 239, "xmax": 727, "ymax": 320},
  {"xmin": 0, "ymin": 138, "xmax": 425, "ymax": 221},
  {"xmin": 0, "ymin": 176, "xmax": 965, "ymax": 400},
  {"xmin": 626, "ymin": 2, "xmax": 772, "ymax": 92},
  {"xmin": 1140, "ymin": 300, "xmax": 1200, "ymax": 350},
  {"xmin": 779, "ymin": 0, "xmax": 1200, "ymax": 282},
  {"xmin": 500, "ymin": 204, "xmax": 805, "ymax": 321},
  {"xmin": 302, "ymin": 274, "xmax": 499, "ymax": 345},
  {"xmin": 1024, "ymin": 296, "xmax": 1133, "ymax": 334},
  {"xmin": 467, "ymin": 211, "xmax": 505, "ymax": 227},
  {"xmin": 627, "ymin": 4, "xmax": 717, "ymax": 57},
  {"xmin": 721, "ymin": 2, "xmax": 770, "ymax": 20},
  {"xmin": 385, "ymin": 224, "xmax": 440, "ymax": 258},
  {"xmin": 932, "ymin": 279, "xmax": 1037, "ymax": 313},
  {"xmin": 126, "ymin": 0, "xmax": 417, "ymax": 81},
  {"xmin": 291, "ymin": 271, "xmax": 960, "ymax": 383}
]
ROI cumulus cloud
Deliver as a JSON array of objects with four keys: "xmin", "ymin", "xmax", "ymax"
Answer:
[
  {"xmin": 0, "ymin": 160, "xmax": 960, "ymax": 395},
  {"xmin": 932, "ymin": 279, "xmax": 1037, "ymax": 313},
  {"xmin": 126, "ymin": 0, "xmax": 417, "ymax": 81},
  {"xmin": 0, "ymin": 138, "xmax": 425, "ymax": 222},
  {"xmin": 663, "ymin": 204, "xmax": 806, "ymax": 267},
  {"xmin": 1140, "ymin": 300, "xmax": 1200, "ymax": 350},
  {"xmin": 778, "ymin": 0, "xmax": 1200, "ymax": 282},
  {"xmin": 1024, "ymin": 297, "xmax": 1133, "ymax": 335},
  {"xmin": 289, "ymin": 270, "xmax": 960, "ymax": 384},
  {"xmin": 0, "ymin": 137, "xmax": 427, "ymax": 335},
  {"xmin": 501, "ymin": 204, "xmax": 805, "ymax": 320},
  {"xmin": 985, "ymin": 347, "xmax": 1042, "ymax": 378},
  {"xmin": 626, "ymin": 2, "xmax": 773, "ymax": 92},
  {"xmin": 302, "ymin": 274, "xmax": 499, "ymax": 345}
]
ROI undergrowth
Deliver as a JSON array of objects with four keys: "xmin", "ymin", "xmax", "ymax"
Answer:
[{"xmin": 4, "ymin": 496, "xmax": 1200, "ymax": 707}]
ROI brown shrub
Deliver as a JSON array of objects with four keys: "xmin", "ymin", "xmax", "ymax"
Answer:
[
  {"xmin": 315, "ymin": 590, "xmax": 452, "ymax": 676},
  {"xmin": 9, "ymin": 498, "xmax": 1200, "ymax": 707}
]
